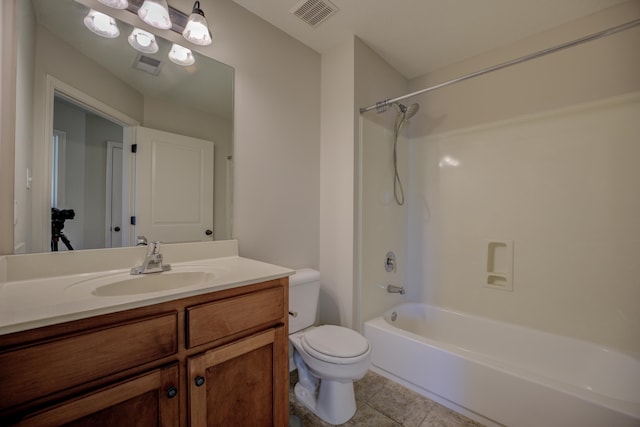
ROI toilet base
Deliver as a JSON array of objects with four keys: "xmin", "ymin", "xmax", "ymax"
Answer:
[{"xmin": 294, "ymin": 379, "xmax": 357, "ymax": 425}]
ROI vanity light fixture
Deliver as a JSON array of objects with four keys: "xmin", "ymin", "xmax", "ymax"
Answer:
[
  {"xmin": 84, "ymin": 9, "xmax": 120, "ymax": 39},
  {"xmin": 168, "ymin": 43, "xmax": 195, "ymax": 66},
  {"xmin": 82, "ymin": 0, "xmax": 212, "ymax": 69},
  {"xmin": 128, "ymin": 28, "xmax": 159, "ymax": 53},
  {"xmin": 182, "ymin": 1, "xmax": 212, "ymax": 46},
  {"xmin": 97, "ymin": 0, "xmax": 129, "ymax": 9},
  {"xmin": 137, "ymin": 0, "xmax": 172, "ymax": 30}
]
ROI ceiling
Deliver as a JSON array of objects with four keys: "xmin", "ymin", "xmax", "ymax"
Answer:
[{"xmin": 232, "ymin": 0, "xmax": 630, "ymax": 79}]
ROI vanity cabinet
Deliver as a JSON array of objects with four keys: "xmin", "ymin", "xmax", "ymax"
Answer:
[{"xmin": 0, "ymin": 278, "xmax": 289, "ymax": 426}]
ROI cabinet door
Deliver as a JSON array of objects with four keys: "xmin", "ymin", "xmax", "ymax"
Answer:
[
  {"xmin": 188, "ymin": 327, "xmax": 288, "ymax": 427},
  {"xmin": 13, "ymin": 365, "xmax": 179, "ymax": 427}
]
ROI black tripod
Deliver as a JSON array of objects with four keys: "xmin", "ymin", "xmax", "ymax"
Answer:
[{"xmin": 51, "ymin": 208, "xmax": 75, "ymax": 251}]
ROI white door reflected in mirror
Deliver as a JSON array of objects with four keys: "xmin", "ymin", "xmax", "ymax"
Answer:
[{"xmin": 134, "ymin": 126, "xmax": 214, "ymax": 244}]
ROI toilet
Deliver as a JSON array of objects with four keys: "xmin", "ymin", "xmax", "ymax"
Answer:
[{"xmin": 288, "ymin": 268, "xmax": 371, "ymax": 425}]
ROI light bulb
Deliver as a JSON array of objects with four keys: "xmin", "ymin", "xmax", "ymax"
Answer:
[
  {"xmin": 168, "ymin": 43, "xmax": 195, "ymax": 66},
  {"xmin": 83, "ymin": 9, "xmax": 120, "ymax": 39},
  {"xmin": 138, "ymin": 0, "xmax": 172, "ymax": 30},
  {"xmin": 182, "ymin": 1, "xmax": 212, "ymax": 46},
  {"xmin": 128, "ymin": 28, "xmax": 159, "ymax": 53}
]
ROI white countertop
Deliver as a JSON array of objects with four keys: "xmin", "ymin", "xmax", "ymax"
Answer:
[{"xmin": 0, "ymin": 256, "xmax": 293, "ymax": 335}]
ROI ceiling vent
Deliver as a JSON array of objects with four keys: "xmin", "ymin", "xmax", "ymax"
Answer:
[
  {"xmin": 290, "ymin": 0, "xmax": 338, "ymax": 28},
  {"xmin": 133, "ymin": 54, "xmax": 163, "ymax": 76}
]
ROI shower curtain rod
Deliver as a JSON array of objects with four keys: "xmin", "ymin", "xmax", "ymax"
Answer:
[{"xmin": 360, "ymin": 18, "xmax": 640, "ymax": 114}]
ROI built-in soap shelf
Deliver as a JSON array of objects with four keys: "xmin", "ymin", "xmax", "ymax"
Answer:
[{"xmin": 485, "ymin": 240, "xmax": 513, "ymax": 291}]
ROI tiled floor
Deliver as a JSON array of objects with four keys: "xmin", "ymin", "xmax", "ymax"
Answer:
[{"xmin": 289, "ymin": 370, "xmax": 485, "ymax": 427}]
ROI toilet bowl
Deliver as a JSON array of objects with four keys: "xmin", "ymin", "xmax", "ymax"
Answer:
[
  {"xmin": 288, "ymin": 269, "xmax": 371, "ymax": 425},
  {"xmin": 291, "ymin": 325, "xmax": 371, "ymax": 378}
]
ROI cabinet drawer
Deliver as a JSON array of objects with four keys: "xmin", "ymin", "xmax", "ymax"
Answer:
[
  {"xmin": 187, "ymin": 287, "xmax": 284, "ymax": 348},
  {"xmin": 0, "ymin": 312, "xmax": 177, "ymax": 411}
]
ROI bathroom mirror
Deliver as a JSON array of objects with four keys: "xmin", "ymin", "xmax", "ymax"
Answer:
[{"xmin": 14, "ymin": 0, "xmax": 234, "ymax": 254}]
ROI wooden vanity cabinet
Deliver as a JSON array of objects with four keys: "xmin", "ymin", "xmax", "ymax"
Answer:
[{"xmin": 0, "ymin": 277, "xmax": 289, "ymax": 427}]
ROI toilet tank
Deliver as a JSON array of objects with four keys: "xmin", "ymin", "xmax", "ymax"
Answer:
[{"xmin": 289, "ymin": 268, "xmax": 321, "ymax": 333}]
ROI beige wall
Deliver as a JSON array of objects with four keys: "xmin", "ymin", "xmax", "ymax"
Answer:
[
  {"xmin": 318, "ymin": 38, "xmax": 356, "ymax": 327},
  {"xmin": 199, "ymin": 0, "xmax": 321, "ymax": 269},
  {"xmin": 13, "ymin": 0, "xmax": 35, "ymax": 253},
  {"xmin": 404, "ymin": 2, "xmax": 640, "ymax": 355},
  {"xmin": 319, "ymin": 36, "xmax": 412, "ymax": 330},
  {"xmin": 0, "ymin": 2, "xmax": 16, "ymax": 256},
  {"xmin": 34, "ymin": 26, "xmax": 144, "ymax": 123},
  {"xmin": 355, "ymin": 39, "xmax": 410, "ymax": 329}
]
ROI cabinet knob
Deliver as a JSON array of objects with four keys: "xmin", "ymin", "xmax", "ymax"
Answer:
[
  {"xmin": 194, "ymin": 376, "xmax": 205, "ymax": 387},
  {"xmin": 166, "ymin": 386, "xmax": 178, "ymax": 398}
]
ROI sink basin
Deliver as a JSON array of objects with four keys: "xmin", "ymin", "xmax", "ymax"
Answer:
[
  {"xmin": 64, "ymin": 266, "xmax": 223, "ymax": 298},
  {"xmin": 92, "ymin": 271, "xmax": 216, "ymax": 296}
]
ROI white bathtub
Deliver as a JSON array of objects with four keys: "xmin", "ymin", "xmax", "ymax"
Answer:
[{"xmin": 363, "ymin": 302, "xmax": 640, "ymax": 427}]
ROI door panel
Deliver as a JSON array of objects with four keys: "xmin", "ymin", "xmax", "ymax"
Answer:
[
  {"xmin": 135, "ymin": 126, "xmax": 214, "ymax": 243},
  {"xmin": 188, "ymin": 330, "xmax": 278, "ymax": 427}
]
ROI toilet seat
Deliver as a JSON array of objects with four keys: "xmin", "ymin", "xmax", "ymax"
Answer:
[{"xmin": 301, "ymin": 325, "xmax": 369, "ymax": 364}]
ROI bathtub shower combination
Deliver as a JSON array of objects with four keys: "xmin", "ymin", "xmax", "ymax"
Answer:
[
  {"xmin": 358, "ymin": 17, "xmax": 640, "ymax": 427},
  {"xmin": 364, "ymin": 303, "xmax": 640, "ymax": 427}
]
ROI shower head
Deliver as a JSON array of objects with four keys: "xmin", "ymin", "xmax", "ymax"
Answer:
[
  {"xmin": 394, "ymin": 102, "xmax": 420, "ymax": 121},
  {"xmin": 399, "ymin": 102, "xmax": 420, "ymax": 120},
  {"xmin": 394, "ymin": 102, "xmax": 420, "ymax": 131}
]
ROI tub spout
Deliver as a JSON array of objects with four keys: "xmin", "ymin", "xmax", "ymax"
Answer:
[{"xmin": 387, "ymin": 284, "xmax": 405, "ymax": 295}]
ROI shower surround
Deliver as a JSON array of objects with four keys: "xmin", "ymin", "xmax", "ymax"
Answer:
[
  {"xmin": 357, "ymin": 5, "xmax": 640, "ymax": 424},
  {"xmin": 406, "ymin": 93, "xmax": 640, "ymax": 356}
]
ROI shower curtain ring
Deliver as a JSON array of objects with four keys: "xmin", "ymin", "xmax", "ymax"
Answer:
[{"xmin": 376, "ymin": 99, "xmax": 390, "ymax": 114}]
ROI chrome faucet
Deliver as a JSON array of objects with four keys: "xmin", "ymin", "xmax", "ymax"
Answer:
[
  {"xmin": 386, "ymin": 284, "xmax": 406, "ymax": 295},
  {"xmin": 131, "ymin": 241, "xmax": 171, "ymax": 275},
  {"xmin": 136, "ymin": 235, "xmax": 148, "ymax": 246}
]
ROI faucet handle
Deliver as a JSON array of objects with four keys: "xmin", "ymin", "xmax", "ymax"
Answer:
[
  {"xmin": 131, "ymin": 241, "xmax": 170, "ymax": 274},
  {"xmin": 148, "ymin": 241, "xmax": 161, "ymax": 255},
  {"xmin": 136, "ymin": 236, "xmax": 148, "ymax": 246}
]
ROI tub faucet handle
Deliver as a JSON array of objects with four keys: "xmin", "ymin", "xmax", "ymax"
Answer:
[{"xmin": 385, "ymin": 251, "xmax": 396, "ymax": 272}]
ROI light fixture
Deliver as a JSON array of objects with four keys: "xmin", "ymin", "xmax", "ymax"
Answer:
[
  {"xmin": 138, "ymin": 0, "xmax": 172, "ymax": 30},
  {"xmin": 168, "ymin": 43, "xmax": 195, "ymax": 66},
  {"xmin": 83, "ymin": 9, "xmax": 120, "ymax": 39},
  {"xmin": 128, "ymin": 28, "xmax": 159, "ymax": 53},
  {"xmin": 97, "ymin": 0, "xmax": 129, "ymax": 9},
  {"xmin": 182, "ymin": 1, "xmax": 212, "ymax": 46}
]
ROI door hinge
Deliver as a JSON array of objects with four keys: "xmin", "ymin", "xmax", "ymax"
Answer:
[
  {"xmin": 131, "ymin": 143, "xmax": 137, "ymax": 153},
  {"xmin": 130, "ymin": 216, "xmax": 136, "ymax": 225}
]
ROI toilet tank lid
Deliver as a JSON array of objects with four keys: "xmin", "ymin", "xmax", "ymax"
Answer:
[{"xmin": 289, "ymin": 268, "xmax": 320, "ymax": 287}]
